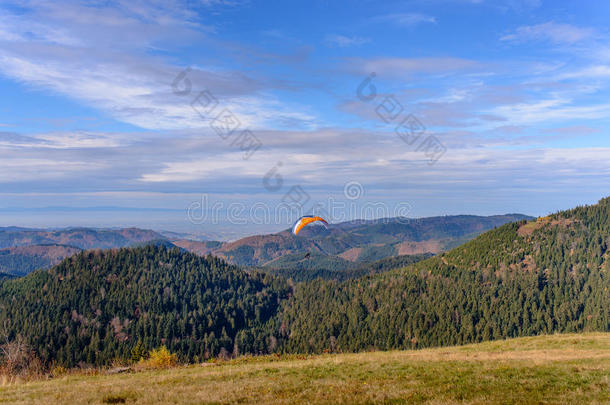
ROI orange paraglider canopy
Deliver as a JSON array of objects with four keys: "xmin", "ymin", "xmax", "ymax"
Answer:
[{"xmin": 291, "ymin": 216, "xmax": 329, "ymax": 236}]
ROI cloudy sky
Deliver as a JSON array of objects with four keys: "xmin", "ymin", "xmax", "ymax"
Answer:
[{"xmin": 1, "ymin": 0, "xmax": 609, "ymax": 238}]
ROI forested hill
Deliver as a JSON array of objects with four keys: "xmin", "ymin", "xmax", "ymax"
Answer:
[
  {"xmin": 0, "ymin": 227, "xmax": 164, "ymax": 250},
  {"xmin": 0, "ymin": 244, "xmax": 82, "ymax": 277},
  {"xmin": 277, "ymin": 198, "xmax": 610, "ymax": 352},
  {"xmin": 0, "ymin": 200, "xmax": 607, "ymax": 368},
  {"xmin": 259, "ymin": 252, "xmax": 433, "ymax": 282},
  {"xmin": 0, "ymin": 246, "xmax": 290, "ymax": 367},
  {"xmin": 0, "ymin": 227, "xmax": 167, "ymax": 276}
]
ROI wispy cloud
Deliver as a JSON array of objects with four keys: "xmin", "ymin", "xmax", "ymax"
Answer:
[
  {"xmin": 0, "ymin": 131, "xmax": 125, "ymax": 149},
  {"xmin": 373, "ymin": 13, "xmax": 436, "ymax": 26},
  {"xmin": 489, "ymin": 97, "xmax": 610, "ymax": 125},
  {"xmin": 4, "ymin": 126, "xmax": 606, "ymax": 202},
  {"xmin": 501, "ymin": 22, "xmax": 594, "ymax": 45},
  {"xmin": 348, "ymin": 57, "xmax": 480, "ymax": 79},
  {"xmin": 554, "ymin": 65, "xmax": 610, "ymax": 80},
  {"xmin": 0, "ymin": 1, "xmax": 316, "ymax": 131},
  {"xmin": 325, "ymin": 34, "xmax": 371, "ymax": 47},
  {"xmin": 541, "ymin": 125, "xmax": 600, "ymax": 136}
]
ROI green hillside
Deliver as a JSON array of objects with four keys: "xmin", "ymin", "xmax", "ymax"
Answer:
[
  {"xmin": 261, "ymin": 252, "xmax": 433, "ymax": 282},
  {"xmin": 0, "ymin": 244, "xmax": 82, "ymax": 276},
  {"xmin": 0, "ymin": 246, "xmax": 289, "ymax": 367},
  {"xmin": 277, "ymin": 199, "xmax": 610, "ymax": 352},
  {"xmin": 0, "ymin": 227, "xmax": 165, "ymax": 250},
  {"xmin": 0, "ymin": 200, "xmax": 606, "ymax": 369},
  {"xmin": 0, "ymin": 228, "xmax": 168, "ymax": 275}
]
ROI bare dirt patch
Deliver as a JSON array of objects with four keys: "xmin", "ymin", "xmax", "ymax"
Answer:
[
  {"xmin": 338, "ymin": 248, "xmax": 362, "ymax": 262},
  {"xmin": 397, "ymin": 240, "xmax": 442, "ymax": 255},
  {"xmin": 518, "ymin": 217, "xmax": 579, "ymax": 237}
]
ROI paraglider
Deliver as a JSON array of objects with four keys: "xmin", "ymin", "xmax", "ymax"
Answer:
[{"xmin": 291, "ymin": 215, "xmax": 329, "ymax": 236}]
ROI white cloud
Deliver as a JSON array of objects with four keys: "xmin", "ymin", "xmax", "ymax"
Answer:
[
  {"xmin": 555, "ymin": 65, "xmax": 610, "ymax": 80},
  {"xmin": 351, "ymin": 57, "xmax": 479, "ymax": 78},
  {"xmin": 373, "ymin": 13, "xmax": 436, "ymax": 26},
  {"xmin": 2, "ymin": 123, "xmax": 610, "ymax": 233},
  {"xmin": 0, "ymin": 131, "xmax": 125, "ymax": 149},
  {"xmin": 0, "ymin": 1, "xmax": 316, "ymax": 132},
  {"xmin": 541, "ymin": 126, "xmax": 599, "ymax": 136},
  {"xmin": 325, "ymin": 34, "xmax": 371, "ymax": 47},
  {"xmin": 0, "ymin": 157, "xmax": 106, "ymax": 182},
  {"xmin": 501, "ymin": 22, "xmax": 594, "ymax": 45},
  {"xmin": 489, "ymin": 97, "xmax": 610, "ymax": 125}
]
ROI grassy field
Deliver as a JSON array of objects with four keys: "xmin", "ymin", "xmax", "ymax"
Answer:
[{"xmin": 1, "ymin": 333, "xmax": 608, "ymax": 404}]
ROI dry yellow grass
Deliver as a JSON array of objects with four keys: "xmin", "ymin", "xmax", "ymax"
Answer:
[{"xmin": 1, "ymin": 333, "xmax": 609, "ymax": 404}]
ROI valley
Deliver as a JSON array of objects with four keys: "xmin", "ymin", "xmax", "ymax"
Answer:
[{"xmin": 0, "ymin": 214, "xmax": 531, "ymax": 277}]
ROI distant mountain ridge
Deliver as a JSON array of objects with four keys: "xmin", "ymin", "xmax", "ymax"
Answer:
[
  {"xmin": 173, "ymin": 214, "xmax": 533, "ymax": 267},
  {"xmin": 0, "ymin": 227, "xmax": 166, "ymax": 275},
  {"xmin": 0, "ymin": 214, "xmax": 531, "ymax": 275},
  {"xmin": 0, "ymin": 244, "xmax": 82, "ymax": 276},
  {"xmin": 0, "ymin": 227, "xmax": 164, "ymax": 250}
]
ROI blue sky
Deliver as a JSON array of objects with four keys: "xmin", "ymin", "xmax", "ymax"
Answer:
[{"xmin": 0, "ymin": 0, "xmax": 609, "ymax": 238}]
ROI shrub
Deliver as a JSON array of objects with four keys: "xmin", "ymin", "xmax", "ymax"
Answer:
[
  {"xmin": 130, "ymin": 340, "xmax": 147, "ymax": 363},
  {"xmin": 138, "ymin": 346, "xmax": 177, "ymax": 369},
  {"xmin": 50, "ymin": 365, "xmax": 68, "ymax": 377},
  {"xmin": 0, "ymin": 335, "xmax": 44, "ymax": 381}
]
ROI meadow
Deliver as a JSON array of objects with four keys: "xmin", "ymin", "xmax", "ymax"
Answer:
[{"xmin": 1, "ymin": 333, "xmax": 608, "ymax": 404}]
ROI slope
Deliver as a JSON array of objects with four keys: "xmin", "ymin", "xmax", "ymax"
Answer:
[
  {"xmin": 0, "ymin": 246, "xmax": 290, "ymax": 367},
  {"xmin": 0, "ymin": 227, "xmax": 165, "ymax": 250},
  {"xmin": 260, "ymin": 252, "xmax": 433, "ymax": 282},
  {"xmin": 0, "ymin": 201, "xmax": 602, "ymax": 369},
  {"xmin": 0, "ymin": 244, "xmax": 82, "ymax": 276},
  {"xmin": 277, "ymin": 199, "xmax": 610, "ymax": 353},
  {"xmin": 0, "ymin": 227, "xmax": 167, "ymax": 275}
]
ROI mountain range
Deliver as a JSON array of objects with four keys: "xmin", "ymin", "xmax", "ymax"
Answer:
[
  {"xmin": 0, "ymin": 199, "xmax": 606, "ymax": 367},
  {"xmin": 172, "ymin": 214, "xmax": 532, "ymax": 267},
  {"xmin": 0, "ymin": 227, "xmax": 165, "ymax": 276},
  {"xmin": 0, "ymin": 214, "xmax": 531, "ymax": 276}
]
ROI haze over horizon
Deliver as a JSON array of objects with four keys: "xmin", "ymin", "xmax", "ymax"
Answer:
[{"xmin": 1, "ymin": 0, "xmax": 609, "ymax": 236}]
